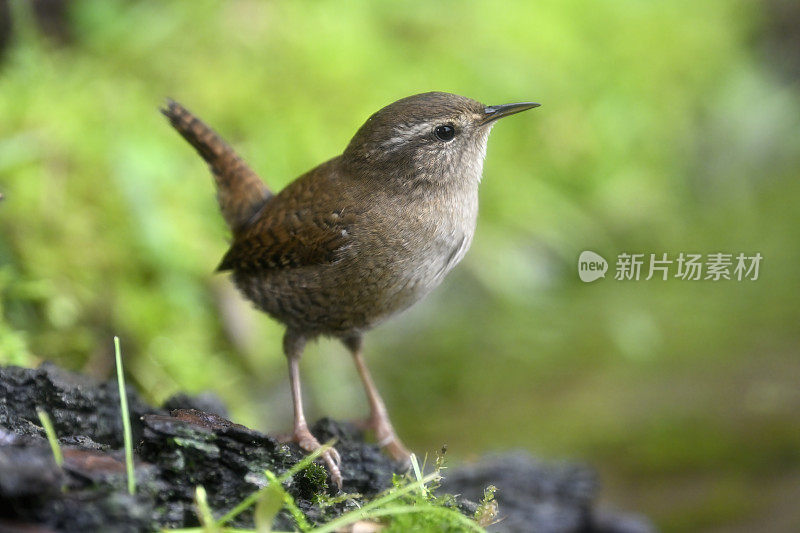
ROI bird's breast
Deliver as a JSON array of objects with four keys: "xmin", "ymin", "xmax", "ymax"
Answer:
[{"xmin": 356, "ymin": 185, "xmax": 478, "ymax": 311}]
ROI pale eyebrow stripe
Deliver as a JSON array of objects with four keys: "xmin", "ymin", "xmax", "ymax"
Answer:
[{"xmin": 380, "ymin": 122, "xmax": 434, "ymax": 149}]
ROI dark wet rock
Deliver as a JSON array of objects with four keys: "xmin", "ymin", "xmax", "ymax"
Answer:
[
  {"xmin": 440, "ymin": 453, "xmax": 655, "ymax": 533},
  {"xmin": 0, "ymin": 363, "xmax": 649, "ymax": 531},
  {"xmin": 594, "ymin": 509, "xmax": 657, "ymax": 533},
  {"xmin": 137, "ymin": 408, "xmax": 294, "ymax": 528},
  {"xmin": 0, "ymin": 443, "xmax": 64, "ymax": 498},
  {"xmin": 134, "ymin": 410, "xmax": 397, "ymax": 529},
  {"xmin": 0, "ymin": 363, "xmax": 404, "ymax": 531},
  {"xmin": 0, "ymin": 441, "xmax": 155, "ymax": 532},
  {"xmin": 0, "ymin": 362, "xmax": 162, "ymax": 448}
]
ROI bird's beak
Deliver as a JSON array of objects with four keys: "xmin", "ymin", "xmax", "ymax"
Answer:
[{"xmin": 480, "ymin": 102, "xmax": 540, "ymax": 126}]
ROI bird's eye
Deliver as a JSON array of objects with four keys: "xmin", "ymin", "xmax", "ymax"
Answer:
[{"xmin": 434, "ymin": 124, "xmax": 456, "ymax": 142}]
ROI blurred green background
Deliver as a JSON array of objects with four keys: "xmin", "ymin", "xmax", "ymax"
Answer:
[{"xmin": 1, "ymin": 0, "xmax": 799, "ymax": 530}]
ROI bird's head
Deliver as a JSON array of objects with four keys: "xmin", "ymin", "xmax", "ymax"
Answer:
[{"xmin": 342, "ymin": 92, "xmax": 539, "ymax": 189}]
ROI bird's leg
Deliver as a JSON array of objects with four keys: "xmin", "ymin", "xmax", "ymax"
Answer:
[
  {"xmin": 344, "ymin": 336, "xmax": 411, "ymax": 465},
  {"xmin": 284, "ymin": 331, "xmax": 342, "ymax": 488}
]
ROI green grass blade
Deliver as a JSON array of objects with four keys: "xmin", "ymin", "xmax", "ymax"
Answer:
[
  {"xmin": 309, "ymin": 472, "xmax": 441, "ymax": 533},
  {"xmin": 36, "ymin": 408, "xmax": 63, "ymax": 466},
  {"xmin": 355, "ymin": 471, "xmax": 439, "ymax": 514},
  {"xmin": 315, "ymin": 504, "xmax": 485, "ymax": 533},
  {"xmin": 161, "ymin": 527, "xmax": 292, "ymax": 533},
  {"xmin": 114, "ymin": 336, "xmax": 136, "ymax": 495},
  {"xmin": 217, "ymin": 486, "xmax": 269, "ymax": 527},
  {"xmin": 254, "ymin": 480, "xmax": 283, "ymax": 533},
  {"xmin": 195, "ymin": 486, "xmax": 221, "ymax": 533},
  {"xmin": 409, "ymin": 453, "xmax": 427, "ymax": 498},
  {"xmin": 264, "ymin": 469, "xmax": 311, "ymax": 531}
]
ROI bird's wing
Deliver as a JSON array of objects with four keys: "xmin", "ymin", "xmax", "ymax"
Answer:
[
  {"xmin": 217, "ymin": 210, "xmax": 354, "ymax": 272},
  {"xmin": 216, "ymin": 166, "xmax": 357, "ymax": 272}
]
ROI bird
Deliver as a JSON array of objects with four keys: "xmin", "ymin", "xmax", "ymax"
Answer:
[{"xmin": 161, "ymin": 92, "xmax": 539, "ymax": 488}]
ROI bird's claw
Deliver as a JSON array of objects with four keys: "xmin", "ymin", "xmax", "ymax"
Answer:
[
  {"xmin": 328, "ymin": 446, "xmax": 342, "ymax": 466},
  {"xmin": 382, "ymin": 438, "xmax": 412, "ymax": 467},
  {"xmin": 323, "ymin": 451, "xmax": 343, "ymax": 489},
  {"xmin": 293, "ymin": 426, "xmax": 343, "ymax": 489},
  {"xmin": 355, "ymin": 415, "xmax": 412, "ymax": 466}
]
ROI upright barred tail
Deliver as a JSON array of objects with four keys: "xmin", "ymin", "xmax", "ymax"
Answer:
[{"xmin": 161, "ymin": 99, "xmax": 272, "ymax": 234}]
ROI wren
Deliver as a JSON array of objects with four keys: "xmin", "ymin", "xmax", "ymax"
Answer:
[{"xmin": 162, "ymin": 92, "xmax": 539, "ymax": 488}]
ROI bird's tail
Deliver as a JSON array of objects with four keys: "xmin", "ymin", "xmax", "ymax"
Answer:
[{"xmin": 161, "ymin": 99, "xmax": 272, "ymax": 233}]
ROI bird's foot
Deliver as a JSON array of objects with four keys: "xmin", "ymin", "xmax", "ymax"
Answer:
[
  {"xmin": 354, "ymin": 415, "xmax": 411, "ymax": 466},
  {"xmin": 292, "ymin": 426, "xmax": 343, "ymax": 489}
]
